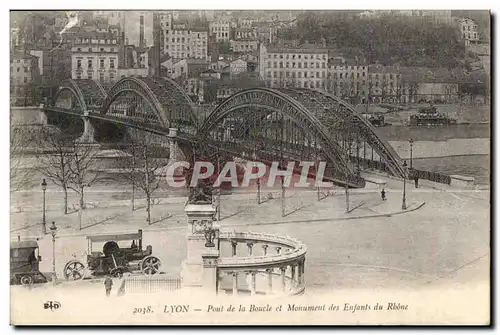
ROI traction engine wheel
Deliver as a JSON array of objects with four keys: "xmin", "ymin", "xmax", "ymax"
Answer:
[
  {"xmin": 140, "ymin": 256, "xmax": 161, "ymax": 275},
  {"xmin": 63, "ymin": 260, "xmax": 86, "ymax": 281},
  {"xmin": 20, "ymin": 274, "xmax": 34, "ymax": 285}
]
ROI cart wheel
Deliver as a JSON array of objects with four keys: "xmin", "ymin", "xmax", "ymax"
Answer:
[
  {"xmin": 110, "ymin": 268, "xmax": 124, "ymax": 278},
  {"xmin": 63, "ymin": 260, "xmax": 86, "ymax": 281},
  {"xmin": 141, "ymin": 256, "xmax": 161, "ymax": 275},
  {"xmin": 20, "ymin": 274, "xmax": 34, "ymax": 285}
]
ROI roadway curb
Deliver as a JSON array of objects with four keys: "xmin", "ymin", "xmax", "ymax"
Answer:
[{"xmin": 15, "ymin": 202, "xmax": 426, "ymax": 240}]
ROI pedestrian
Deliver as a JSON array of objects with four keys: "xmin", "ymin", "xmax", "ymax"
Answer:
[
  {"xmin": 414, "ymin": 175, "xmax": 419, "ymax": 188},
  {"xmin": 104, "ymin": 275, "xmax": 113, "ymax": 297},
  {"xmin": 381, "ymin": 188, "xmax": 386, "ymax": 201}
]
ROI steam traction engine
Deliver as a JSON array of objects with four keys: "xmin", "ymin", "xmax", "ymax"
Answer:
[{"xmin": 63, "ymin": 229, "xmax": 162, "ymax": 280}]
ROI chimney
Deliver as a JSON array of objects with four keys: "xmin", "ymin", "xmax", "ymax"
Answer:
[{"xmin": 139, "ymin": 14, "xmax": 145, "ymax": 48}]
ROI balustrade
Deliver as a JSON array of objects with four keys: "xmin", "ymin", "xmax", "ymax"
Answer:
[{"xmin": 215, "ymin": 231, "xmax": 306, "ymax": 296}]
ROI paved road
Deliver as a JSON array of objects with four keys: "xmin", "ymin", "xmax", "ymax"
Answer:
[{"xmin": 15, "ymin": 184, "xmax": 489, "ymax": 292}]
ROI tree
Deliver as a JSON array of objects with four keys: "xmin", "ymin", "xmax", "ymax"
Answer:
[
  {"xmin": 122, "ymin": 130, "xmax": 167, "ymax": 225},
  {"xmin": 67, "ymin": 141, "xmax": 100, "ymax": 229},
  {"xmin": 35, "ymin": 126, "xmax": 74, "ymax": 214},
  {"xmin": 10, "ymin": 125, "xmax": 39, "ymax": 192}
]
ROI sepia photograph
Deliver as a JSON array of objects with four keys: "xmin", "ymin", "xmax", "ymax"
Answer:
[{"xmin": 8, "ymin": 8, "xmax": 491, "ymax": 326}]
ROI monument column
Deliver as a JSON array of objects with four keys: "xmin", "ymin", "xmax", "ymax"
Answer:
[{"xmin": 181, "ymin": 185, "xmax": 218, "ymax": 291}]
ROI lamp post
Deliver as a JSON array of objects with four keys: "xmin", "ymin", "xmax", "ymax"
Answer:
[
  {"xmin": 402, "ymin": 160, "xmax": 407, "ymax": 210},
  {"xmin": 49, "ymin": 221, "xmax": 57, "ymax": 285},
  {"xmin": 41, "ymin": 179, "xmax": 47, "ymax": 235},
  {"xmin": 409, "ymin": 138, "xmax": 414, "ymax": 169}
]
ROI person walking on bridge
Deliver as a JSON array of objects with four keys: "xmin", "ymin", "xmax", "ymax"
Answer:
[{"xmin": 381, "ymin": 188, "xmax": 386, "ymax": 201}]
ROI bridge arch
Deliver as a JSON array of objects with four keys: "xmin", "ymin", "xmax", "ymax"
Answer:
[
  {"xmin": 198, "ymin": 87, "xmax": 364, "ymax": 186},
  {"xmin": 53, "ymin": 79, "xmax": 87, "ymax": 111},
  {"xmin": 53, "ymin": 79, "xmax": 108, "ymax": 112},
  {"xmin": 100, "ymin": 77, "xmax": 198, "ymax": 133}
]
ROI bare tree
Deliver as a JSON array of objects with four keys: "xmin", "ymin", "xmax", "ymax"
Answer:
[
  {"xmin": 122, "ymin": 130, "xmax": 167, "ymax": 225},
  {"xmin": 67, "ymin": 141, "xmax": 100, "ymax": 229},
  {"xmin": 35, "ymin": 127, "xmax": 74, "ymax": 214},
  {"xmin": 10, "ymin": 125, "xmax": 39, "ymax": 192}
]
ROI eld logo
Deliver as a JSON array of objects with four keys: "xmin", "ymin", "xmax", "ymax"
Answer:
[{"xmin": 44, "ymin": 301, "xmax": 61, "ymax": 311}]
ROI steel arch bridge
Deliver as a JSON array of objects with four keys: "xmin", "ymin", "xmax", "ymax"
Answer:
[{"xmin": 45, "ymin": 77, "xmax": 405, "ymax": 188}]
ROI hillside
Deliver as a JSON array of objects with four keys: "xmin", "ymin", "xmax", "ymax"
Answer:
[{"xmin": 279, "ymin": 12, "xmax": 469, "ymax": 68}]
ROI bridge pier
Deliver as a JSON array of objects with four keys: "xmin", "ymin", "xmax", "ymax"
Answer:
[
  {"xmin": 168, "ymin": 127, "xmax": 185, "ymax": 162},
  {"xmin": 76, "ymin": 110, "xmax": 98, "ymax": 144},
  {"xmin": 39, "ymin": 104, "xmax": 48, "ymax": 126}
]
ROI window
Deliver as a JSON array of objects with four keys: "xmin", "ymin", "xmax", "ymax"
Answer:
[
  {"xmin": 110, "ymin": 48, "xmax": 114, "ymax": 52},
  {"xmin": 304, "ymin": 72, "xmax": 308, "ymax": 78},
  {"xmin": 316, "ymin": 81, "xmax": 320, "ymax": 88},
  {"xmin": 110, "ymin": 59, "xmax": 115, "ymax": 69},
  {"xmin": 268, "ymin": 61, "xmax": 271, "ymax": 67},
  {"xmin": 273, "ymin": 61, "xmax": 277, "ymax": 67},
  {"xmin": 110, "ymin": 73, "xmax": 115, "ymax": 81},
  {"xmin": 23, "ymin": 77, "xmax": 28, "ymax": 83},
  {"xmin": 100, "ymin": 59, "xmax": 104, "ymax": 68},
  {"xmin": 16, "ymin": 67, "xmax": 20, "ymax": 72},
  {"xmin": 89, "ymin": 48, "xmax": 92, "ymax": 52},
  {"xmin": 100, "ymin": 48, "xmax": 104, "ymax": 52},
  {"xmin": 77, "ymin": 48, "xmax": 82, "ymax": 52},
  {"xmin": 24, "ymin": 67, "xmax": 28, "ymax": 73},
  {"xmin": 304, "ymin": 63, "xmax": 307, "ymax": 68},
  {"xmin": 99, "ymin": 73, "xmax": 104, "ymax": 83},
  {"xmin": 77, "ymin": 74, "xmax": 82, "ymax": 79},
  {"xmin": 334, "ymin": 73, "xmax": 337, "ymax": 79},
  {"xmin": 340, "ymin": 73, "xmax": 343, "ymax": 79},
  {"xmin": 88, "ymin": 60, "xmax": 93, "ymax": 69},
  {"xmin": 316, "ymin": 72, "xmax": 319, "ymax": 78},
  {"xmin": 362, "ymin": 72, "xmax": 366, "ymax": 76}
]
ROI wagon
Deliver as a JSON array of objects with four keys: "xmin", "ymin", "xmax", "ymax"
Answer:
[
  {"xmin": 10, "ymin": 240, "xmax": 48, "ymax": 285},
  {"xmin": 63, "ymin": 229, "xmax": 162, "ymax": 280}
]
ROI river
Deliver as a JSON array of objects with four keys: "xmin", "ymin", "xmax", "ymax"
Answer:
[{"xmin": 375, "ymin": 124, "xmax": 490, "ymax": 185}]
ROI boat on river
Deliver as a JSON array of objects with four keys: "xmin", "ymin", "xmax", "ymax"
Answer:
[{"xmin": 407, "ymin": 105, "xmax": 457, "ymax": 126}]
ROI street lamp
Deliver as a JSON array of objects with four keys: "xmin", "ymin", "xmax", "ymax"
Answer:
[
  {"xmin": 409, "ymin": 138, "xmax": 414, "ymax": 169},
  {"xmin": 41, "ymin": 179, "xmax": 47, "ymax": 235},
  {"xmin": 402, "ymin": 160, "xmax": 407, "ymax": 210},
  {"xmin": 49, "ymin": 221, "xmax": 57, "ymax": 284}
]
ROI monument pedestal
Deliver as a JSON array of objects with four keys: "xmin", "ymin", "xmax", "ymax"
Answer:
[{"xmin": 180, "ymin": 203, "xmax": 219, "ymax": 290}]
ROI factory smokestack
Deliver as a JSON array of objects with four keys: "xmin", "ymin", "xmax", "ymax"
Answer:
[{"xmin": 139, "ymin": 14, "xmax": 145, "ymax": 48}]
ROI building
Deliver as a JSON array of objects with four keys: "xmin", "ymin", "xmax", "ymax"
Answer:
[
  {"xmin": 10, "ymin": 52, "xmax": 41, "ymax": 106},
  {"xmin": 259, "ymin": 43, "xmax": 329, "ymax": 89},
  {"xmin": 233, "ymin": 27, "xmax": 258, "ymax": 40},
  {"xmin": 71, "ymin": 31, "xmax": 119, "ymax": 84},
  {"xmin": 230, "ymin": 39, "xmax": 259, "ymax": 53},
  {"xmin": 367, "ymin": 64, "xmax": 400, "ymax": 103},
  {"xmin": 328, "ymin": 60, "xmax": 368, "ymax": 103},
  {"xmin": 117, "ymin": 67, "xmax": 149, "ymax": 80},
  {"xmin": 229, "ymin": 59, "xmax": 248, "ymax": 77},
  {"xmin": 238, "ymin": 18, "xmax": 255, "ymax": 28},
  {"xmin": 457, "ymin": 17, "xmax": 480, "ymax": 46},
  {"xmin": 399, "ymin": 67, "xmax": 466, "ymax": 104},
  {"xmin": 157, "ymin": 14, "xmax": 208, "ymax": 60},
  {"xmin": 209, "ymin": 20, "xmax": 231, "ymax": 42},
  {"xmin": 210, "ymin": 60, "xmax": 229, "ymax": 71},
  {"xmin": 171, "ymin": 58, "xmax": 210, "ymax": 79}
]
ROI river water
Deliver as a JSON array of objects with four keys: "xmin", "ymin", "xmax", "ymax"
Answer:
[{"xmin": 375, "ymin": 123, "xmax": 490, "ymax": 185}]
